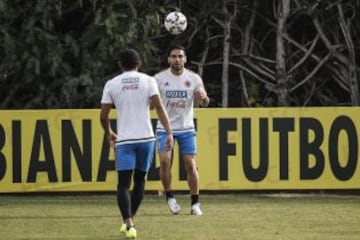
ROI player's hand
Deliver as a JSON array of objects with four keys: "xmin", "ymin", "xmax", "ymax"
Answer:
[
  {"xmin": 149, "ymin": 99, "xmax": 155, "ymax": 110},
  {"xmin": 195, "ymin": 90, "xmax": 207, "ymax": 100},
  {"xmin": 165, "ymin": 134, "xmax": 173, "ymax": 151},
  {"xmin": 195, "ymin": 90, "xmax": 209, "ymax": 106},
  {"xmin": 107, "ymin": 131, "xmax": 117, "ymax": 148}
]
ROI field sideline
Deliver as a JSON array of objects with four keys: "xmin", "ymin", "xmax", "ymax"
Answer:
[{"xmin": 1, "ymin": 193, "xmax": 360, "ymax": 240}]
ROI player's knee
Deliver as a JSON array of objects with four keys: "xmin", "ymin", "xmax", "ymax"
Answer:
[
  {"xmin": 187, "ymin": 165, "xmax": 198, "ymax": 176},
  {"xmin": 159, "ymin": 158, "xmax": 171, "ymax": 167},
  {"xmin": 185, "ymin": 160, "xmax": 198, "ymax": 174},
  {"xmin": 133, "ymin": 169, "xmax": 146, "ymax": 184},
  {"xmin": 117, "ymin": 170, "xmax": 132, "ymax": 188}
]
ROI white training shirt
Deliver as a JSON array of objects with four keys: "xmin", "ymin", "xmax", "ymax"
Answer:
[
  {"xmin": 101, "ymin": 70, "xmax": 159, "ymax": 145},
  {"xmin": 155, "ymin": 68, "xmax": 205, "ymax": 132}
]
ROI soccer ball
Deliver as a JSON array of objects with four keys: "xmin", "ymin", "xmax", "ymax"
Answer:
[{"xmin": 164, "ymin": 11, "xmax": 187, "ymax": 35}]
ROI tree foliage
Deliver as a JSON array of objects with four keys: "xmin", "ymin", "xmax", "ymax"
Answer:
[
  {"xmin": 0, "ymin": 0, "xmax": 168, "ymax": 108},
  {"xmin": 1, "ymin": 0, "xmax": 359, "ymax": 108}
]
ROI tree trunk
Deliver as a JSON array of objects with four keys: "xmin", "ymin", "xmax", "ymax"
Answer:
[
  {"xmin": 221, "ymin": 0, "xmax": 232, "ymax": 107},
  {"xmin": 239, "ymin": 0, "xmax": 258, "ymax": 107},
  {"xmin": 337, "ymin": 3, "xmax": 360, "ymax": 106},
  {"xmin": 275, "ymin": 0, "xmax": 290, "ymax": 106}
]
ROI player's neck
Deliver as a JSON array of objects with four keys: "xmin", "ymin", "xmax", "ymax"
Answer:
[{"xmin": 170, "ymin": 68, "xmax": 184, "ymax": 76}]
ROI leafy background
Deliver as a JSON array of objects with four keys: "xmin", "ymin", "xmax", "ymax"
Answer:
[{"xmin": 1, "ymin": 0, "xmax": 359, "ymax": 108}]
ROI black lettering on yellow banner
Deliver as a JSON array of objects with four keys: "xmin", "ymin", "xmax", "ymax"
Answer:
[
  {"xmin": 300, "ymin": 117, "xmax": 324, "ymax": 180},
  {"xmin": 219, "ymin": 118, "xmax": 237, "ymax": 181},
  {"xmin": 273, "ymin": 118, "xmax": 295, "ymax": 180},
  {"xmin": 62, "ymin": 120, "xmax": 92, "ymax": 182},
  {"xmin": 27, "ymin": 120, "xmax": 58, "ymax": 183},
  {"xmin": 329, "ymin": 116, "xmax": 358, "ymax": 181},
  {"xmin": 0, "ymin": 108, "xmax": 359, "ymax": 192},
  {"xmin": 242, "ymin": 118, "xmax": 269, "ymax": 182},
  {"xmin": 0, "ymin": 124, "xmax": 5, "ymax": 181},
  {"xmin": 13, "ymin": 121, "xmax": 21, "ymax": 183}
]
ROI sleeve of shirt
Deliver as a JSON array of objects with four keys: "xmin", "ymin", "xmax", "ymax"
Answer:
[
  {"xmin": 153, "ymin": 74, "xmax": 161, "ymax": 89},
  {"xmin": 194, "ymin": 74, "xmax": 206, "ymax": 92},
  {"xmin": 100, "ymin": 81, "xmax": 113, "ymax": 104},
  {"xmin": 148, "ymin": 76, "xmax": 160, "ymax": 97}
]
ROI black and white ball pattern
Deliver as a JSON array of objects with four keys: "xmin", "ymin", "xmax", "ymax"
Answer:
[{"xmin": 164, "ymin": 11, "xmax": 187, "ymax": 35}]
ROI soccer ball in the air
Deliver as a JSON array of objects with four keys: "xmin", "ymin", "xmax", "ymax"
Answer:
[{"xmin": 164, "ymin": 11, "xmax": 187, "ymax": 35}]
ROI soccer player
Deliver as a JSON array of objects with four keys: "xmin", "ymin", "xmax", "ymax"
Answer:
[
  {"xmin": 100, "ymin": 49, "xmax": 173, "ymax": 239},
  {"xmin": 154, "ymin": 45, "xmax": 210, "ymax": 215}
]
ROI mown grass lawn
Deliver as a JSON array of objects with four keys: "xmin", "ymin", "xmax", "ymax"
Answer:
[{"xmin": 1, "ymin": 193, "xmax": 359, "ymax": 240}]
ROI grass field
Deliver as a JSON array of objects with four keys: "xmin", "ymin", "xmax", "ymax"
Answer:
[{"xmin": 1, "ymin": 193, "xmax": 360, "ymax": 240}]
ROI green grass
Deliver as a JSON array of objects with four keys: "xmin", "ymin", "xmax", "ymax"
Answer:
[{"xmin": 1, "ymin": 193, "xmax": 360, "ymax": 240}]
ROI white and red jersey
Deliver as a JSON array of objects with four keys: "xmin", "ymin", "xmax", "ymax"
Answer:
[
  {"xmin": 155, "ymin": 68, "xmax": 205, "ymax": 132},
  {"xmin": 101, "ymin": 70, "xmax": 159, "ymax": 145}
]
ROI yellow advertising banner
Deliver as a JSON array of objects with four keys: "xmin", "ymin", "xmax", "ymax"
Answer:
[{"xmin": 0, "ymin": 107, "xmax": 359, "ymax": 192}]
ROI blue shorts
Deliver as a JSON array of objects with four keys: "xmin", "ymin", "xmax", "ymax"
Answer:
[
  {"xmin": 115, "ymin": 141, "xmax": 155, "ymax": 172},
  {"xmin": 156, "ymin": 131, "xmax": 197, "ymax": 155}
]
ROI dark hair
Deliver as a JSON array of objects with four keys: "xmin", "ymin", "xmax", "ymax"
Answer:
[
  {"xmin": 119, "ymin": 49, "xmax": 140, "ymax": 70},
  {"xmin": 168, "ymin": 44, "xmax": 186, "ymax": 56}
]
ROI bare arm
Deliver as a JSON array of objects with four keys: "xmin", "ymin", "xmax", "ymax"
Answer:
[{"xmin": 100, "ymin": 104, "xmax": 117, "ymax": 147}]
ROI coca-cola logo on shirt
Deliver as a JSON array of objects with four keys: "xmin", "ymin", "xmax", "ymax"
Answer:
[
  {"xmin": 166, "ymin": 100, "xmax": 186, "ymax": 108},
  {"xmin": 122, "ymin": 84, "xmax": 139, "ymax": 91}
]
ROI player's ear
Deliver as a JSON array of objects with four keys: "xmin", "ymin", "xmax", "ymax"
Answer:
[{"xmin": 137, "ymin": 60, "xmax": 142, "ymax": 70}]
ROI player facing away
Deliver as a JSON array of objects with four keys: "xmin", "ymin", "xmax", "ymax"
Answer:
[
  {"xmin": 155, "ymin": 45, "xmax": 210, "ymax": 215},
  {"xmin": 100, "ymin": 49, "xmax": 173, "ymax": 239}
]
